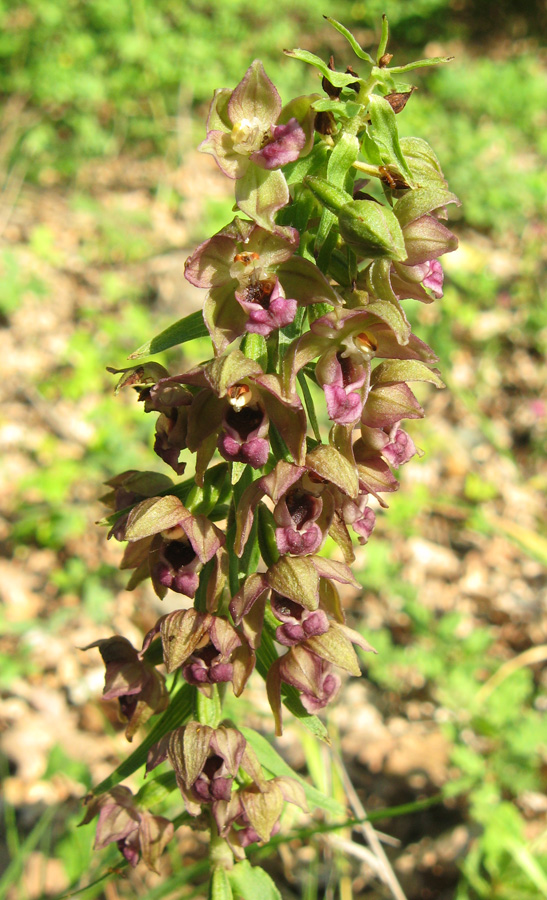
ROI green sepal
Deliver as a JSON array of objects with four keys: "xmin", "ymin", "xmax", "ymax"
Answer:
[
  {"xmin": 371, "ymin": 358, "xmax": 445, "ymax": 388},
  {"xmin": 304, "ymin": 176, "xmax": 353, "ymax": 215},
  {"xmin": 129, "ymin": 310, "xmax": 208, "ymax": 359},
  {"xmin": 235, "ymin": 166, "xmax": 289, "ymax": 231},
  {"xmin": 365, "ymin": 259, "xmax": 411, "ymax": 344}
]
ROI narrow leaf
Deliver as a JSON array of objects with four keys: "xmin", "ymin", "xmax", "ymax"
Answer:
[
  {"xmin": 324, "ymin": 18, "xmax": 375, "ymax": 65},
  {"xmin": 239, "ymin": 728, "xmax": 345, "ymax": 815},
  {"xmin": 129, "ymin": 310, "xmax": 208, "ymax": 359},
  {"xmin": 91, "ymin": 684, "xmax": 194, "ymax": 795},
  {"xmin": 297, "ymin": 371, "xmax": 321, "ymax": 443},
  {"xmin": 284, "ymin": 48, "xmax": 361, "ymax": 87}
]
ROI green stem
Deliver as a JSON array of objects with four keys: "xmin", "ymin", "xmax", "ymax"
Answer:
[
  {"xmin": 195, "ymin": 684, "xmax": 223, "ymax": 728},
  {"xmin": 209, "ymin": 817, "xmax": 235, "ymax": 870}
]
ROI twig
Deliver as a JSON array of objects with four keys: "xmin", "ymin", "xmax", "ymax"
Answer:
[
  {"xmin": 328, "ymin": 834, "xmax": 386, "ymax": 874},
  {"xmin": 332, "ymin": 748, "xmax": 408, "ymax": 900},
  {"xmin": 476, "ymin": 644, "xmax": 547, "ymax": 705}
]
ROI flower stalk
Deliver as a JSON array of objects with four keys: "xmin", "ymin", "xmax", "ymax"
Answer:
[{"xmin": 85, "ymin": 17, "xmax": 459, "ymax": 893}]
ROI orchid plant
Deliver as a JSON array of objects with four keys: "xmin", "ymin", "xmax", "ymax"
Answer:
[{"xmin": 87, "ymin": 17, "xmax": 459, "ymax": 898}]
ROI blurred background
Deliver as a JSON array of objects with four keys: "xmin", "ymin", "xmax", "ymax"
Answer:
[{"xmin": 0, "ymin": 1, "xmax": 546, "ymax": 898}]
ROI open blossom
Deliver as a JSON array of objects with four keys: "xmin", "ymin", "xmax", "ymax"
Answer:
[
  {"xmin": 146, "ymin": 723, "xmax": 307, "ymax": 858},
  {"xmin": 198, "ymin": 61, "xmax": 311, "ymax": 179},
  {"xmin": 232, "ymin": 446, "xmax": 379, "ymax": 564},
  {"xmin": 286, "ymin": 307, "xmax": 437, "ymax": 426},
  {"xmin": 116, "ymin": 495, "xmax": 225, "ymax": 600},
  {"xmin": 184, "ymin": 217, "xmax": 340, "ymax": 351},
  {"xmin": 84, "ymin": 636, "xmax": 168, "ymax": 741},
  {"xmin": 81, "ymin": 786, "xmax": 173, "ymax": 872},
  {"xmin": 145, "ymin": 608, "xmax": 255, "ymax": 697},
  {"xmin": 173, "ymin": 349, "xmax": 307, "ymax": 478}
]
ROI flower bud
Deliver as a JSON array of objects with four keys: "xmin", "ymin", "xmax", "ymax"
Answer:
[{"xmin": 338, "ymin": 200, "xmax": 407, "ymax": 260}]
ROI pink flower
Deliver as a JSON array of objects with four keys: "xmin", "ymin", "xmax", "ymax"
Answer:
[{"xmin": 198, "ymin": 61, "xmax": 309, "ymax": 180}]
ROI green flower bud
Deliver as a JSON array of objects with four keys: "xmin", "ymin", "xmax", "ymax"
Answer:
[{"xmin": 338, "ymin": 200, "xmax": 407, "ymax": 261}]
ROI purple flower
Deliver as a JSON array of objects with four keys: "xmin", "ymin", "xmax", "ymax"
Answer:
[
  {"xmin": 198, "ymin": 61, "xmax": 309, "ymax": 180},
  {"xmin": 270, "ymin": 593, "xmax": 330, "ymax": 646},
  {"xmin": 286, "ymin": 307, "xmax": 437, "ymax": 426},
  {"xmin": 117, "ymin": 495, "xmax": 225, "ymax": 600},
  {"xmin": 175, "ymin": 349, "xmax": 308, "ymax": 478},
  {"xmin": 84, "ymin": 636, "xmax": 168, "ymax": 741},
  {"xmin": 390, "ymin": 186, "xmax": 460, "ymax": 302},
  {"xmin": 184, "ymin": 217, "xmax": 340, "ymax": 352},
  {"xmin": 147, "ymin": 723, "xmax": 307, "ymax": 860},
  {"xmin": 81, "ymin": 786, "xmax": 173, "ymax": 873}
]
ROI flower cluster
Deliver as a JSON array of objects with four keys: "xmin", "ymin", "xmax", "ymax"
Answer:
[{"xmin": 86, "ymin": 20, "xmax": 459, "ymax": 885}]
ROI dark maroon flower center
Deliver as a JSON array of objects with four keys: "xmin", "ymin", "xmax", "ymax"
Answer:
[
  {"xmin": 336, "ymin": 352, "xmax": 359, "ymax": 388},
  {"xmin": 225, "ymin": 404, "xmax": 264, "ymax": 439},
  {"xmin": 163, "ymin": 540, "xmax": 196, "ymax": 569},
  {"xmin": 243, "ymin": 277, "xmax": 276, "ymax": 309},
  {"xmin": 286, "ymin": 490, "xmax": 317, "ymax": 529},
  {"xmin": 272, "ymin": 594, "xmax": 303, "ymax": 621}
]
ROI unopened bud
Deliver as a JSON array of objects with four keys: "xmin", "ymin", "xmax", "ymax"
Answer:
[{"xmin": 338, "ymin": 200, "xmax": 407, "ymax": 261}]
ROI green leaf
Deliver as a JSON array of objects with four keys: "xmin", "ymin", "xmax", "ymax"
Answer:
[
  {"xmin": 297, "ymin": 371, "xmax": 321, "ymax": 443},
  {"xmin": 211, "ymin": 867, "xmax": 233, "ymax": 900},
  {"xmin": 0, "ymin": 806, "xmax": 57, "ymax": 898},
  {"xmin": 229, "ymin": 860, "xmax": 281, "ymax": 900},
  {"xmin": 506, "ymin": 839, "xmax": 547, "ymax": 897},
  {"xmin": 388, "ymin": 56, "xmax": 454, "ymax": 75},
  {"xmin": 328, "ymin": 133, "xmax": 360, "ymax": 189},
  {"xmin": 241, "ymin": 333, "xmax": 268, "ymax": 369},
  {"xmin": 284, "ymin": 48, "xmax": 360, "ymax": 88},
  {"xmin": 129, "ymin": 310, "xmax": 208, "ymax": 359},
  {"xmin": 323, "ymin": 18, "xmax": 375, "ymax": 65},
  {"xmin": 92, "ymin": 683, "xmax": 194, "ymax": 795},
  {"xmin": 239, "ymin": 728, "xmax": 345, "ymax": 816}
]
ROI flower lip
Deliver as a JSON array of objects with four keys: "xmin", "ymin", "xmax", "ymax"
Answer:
[
  {"xmin": 224, "ymin": 404, "xmax": 264, "ymax": 440},
  {"xmin": 242, "ymin": 277, "xmax": 276, "ymax": 308},
  {"xmin": 286, "ymin": 490, "xmax": 321, "ymax": 529},
  {"xmin": 163, "ymin": 539, "xmax": 197, "ymax": 569}
]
